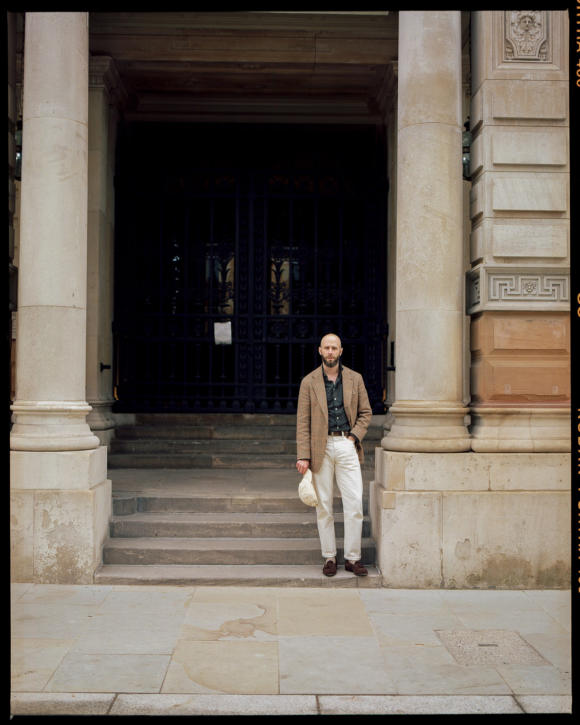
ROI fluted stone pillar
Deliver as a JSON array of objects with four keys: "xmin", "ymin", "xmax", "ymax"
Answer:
[
  {"xmin": 10, "ymin": 13, "xmax": 110, "ymax": 583},
  {"xmin": 383, "ymin": 11, "xmax": 471, "ymax": 452}
]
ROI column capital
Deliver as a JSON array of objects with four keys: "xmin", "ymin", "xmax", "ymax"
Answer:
[
  {"xmin": 374, "ymin": 63, "xmax": 397, "ymax": 119},
  {"xmin": 89, "ymin": 55, "xmax": 128, "ymax": 109}
]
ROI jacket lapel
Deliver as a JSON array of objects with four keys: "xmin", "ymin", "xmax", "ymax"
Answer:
[
  {"xmin": 312, "ymin": 366, "xmax": 328, "ymax": 419},
  {"xmin": 341, "ymin": 366, "xmax": 355, "ymax": 421}
]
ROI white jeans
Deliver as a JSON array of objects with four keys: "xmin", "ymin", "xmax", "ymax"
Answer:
[{"xmin": 313, "ymin": 435, "xmax": 364, "ymax": 562}]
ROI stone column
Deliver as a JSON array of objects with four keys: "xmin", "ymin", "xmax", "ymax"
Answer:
[
  {"xmin": 383, "ymin": 11, "xmax": 471, "ymax": 452},
  {"xmin": 10, "ymin": 13, "xmax": 110, "ymax": 583},
  {"xmin": 86, "ymin": 57, "xmax": 124, "ymax": 446},
  {"xmin": 11, "ymin": 13, "xmax": 99, "ymax": 451}
]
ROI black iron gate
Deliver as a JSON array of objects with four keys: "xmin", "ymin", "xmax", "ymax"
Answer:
[{"xmin": 113, "ymin": 123, "xmax": 388, "ymax": 414}]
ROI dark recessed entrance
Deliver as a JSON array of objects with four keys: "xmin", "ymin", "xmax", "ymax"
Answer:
[{"xmin": 113, "ymin": 123, "xmax": 388, "ymax": 414}]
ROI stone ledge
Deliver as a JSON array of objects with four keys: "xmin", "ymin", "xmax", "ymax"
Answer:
[
  {"xmin": 10, "ymin": 445, "xmax": 108, "ymax": 491},
  {"xmin": 11, "ymin": 692, "xmax": 115, "ymax": 716},
  {"xmin": 374, "ymin": 450, "xmax": 570, "ymax": 492},
  {"xmin": 14, "ymin": 693, "xmax": 570, "ymax": 716}
]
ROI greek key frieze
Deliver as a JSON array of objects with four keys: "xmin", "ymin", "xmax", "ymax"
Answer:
[
  {"xmin": 504, "ymin": 11, "xmax": 550, "ymax": 63},
  {"xmin": 488, "ymin": 273, "xmax": 568, "ymax": 302}
]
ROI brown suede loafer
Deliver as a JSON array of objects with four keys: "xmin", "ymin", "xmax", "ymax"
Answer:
[
  {"xmin": 345, "ymin": 560, "xmax": 368, "ymax": 576},
  {"xmin": 322, "ymin": 558, "xmax": 337, "ymax": 577}
]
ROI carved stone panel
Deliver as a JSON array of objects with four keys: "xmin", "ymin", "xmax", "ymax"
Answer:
[
  {"xmin": 504, "ymin": 11, "xmax": 550, "ymax": 63},
  {"xmin": 467, "ymin": 266, "xmax": 569, "ymax": 314}
]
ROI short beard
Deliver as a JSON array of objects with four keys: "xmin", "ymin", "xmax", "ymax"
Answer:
[{"xmin": 323, "ymin": 357, "xmax": 339, "ymax": 368}]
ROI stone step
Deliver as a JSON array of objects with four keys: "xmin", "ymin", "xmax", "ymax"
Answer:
[
  {"xmin": 115, "ymin": 424, "xmax": 298, "ymax": 440},
  {"xmin": 115, "ymin": 424, "xmax": 384, "ymax": 441},
  {"xmin": 93, "ymin": 563, "xmax": 382, "ymax": 587},
  {"xmin": 110, "ymin": 438, "xmax": 297, "ymax": 455},
  {"xmin": 112, "ymin": 493, "xmax": 369, "ymax": 516},
  {"xmin": 135, "ymin": 413, "xmax": 298, "ymax": 426},
  {"xmin": 107, "ymin": 453, "xmax": 301, "ymax": 469},
  {"xmin": 108, "ymin": 453, "xmax": 375, "ymax": 470},
  {"xmin": 109, "ymin": 511, "xmax": 371, "ymax": 539},
  {"xmin": 108, "ymin": 456, "xmax": 375, "ymax": 471},
  {"xmin": 102, "ymin": 536, "xmax": 376, "ymax": 566}
]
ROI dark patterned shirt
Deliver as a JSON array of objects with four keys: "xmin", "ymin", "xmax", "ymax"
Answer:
[{"xmin": 322, "ymin": 365, "xmax": 350, "ymax": 434}]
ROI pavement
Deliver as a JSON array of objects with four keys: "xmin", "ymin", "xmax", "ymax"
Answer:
[
  {"xmin": 11, "ymin": 582, "xmax": 572, "ymax": 716},
  {"xmin": 10, "ymin": 467, "xmax": 573, "ymax": 716}
]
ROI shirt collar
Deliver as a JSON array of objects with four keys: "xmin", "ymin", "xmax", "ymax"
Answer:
[{"xmin": 322, "ymin": 361, "xmax": 342, "ymax": 383}]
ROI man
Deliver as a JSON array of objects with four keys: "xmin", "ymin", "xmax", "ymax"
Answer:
[{"xmin": 296, "ymin": 334, "xmax": 372, "ymax": 577}]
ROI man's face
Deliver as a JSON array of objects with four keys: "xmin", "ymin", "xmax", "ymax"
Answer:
[{"xmin": 319, "ymin": 336, "xmax": 342, "ymax": 368}]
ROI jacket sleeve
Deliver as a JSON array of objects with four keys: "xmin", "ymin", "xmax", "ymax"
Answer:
[
  {"xmin": 296, "ymin": 377, "xmax": 312, "ymax": 461},
  {"xmin": 350, "ymin": 374, "xmax": 372, "ymax": 444}
]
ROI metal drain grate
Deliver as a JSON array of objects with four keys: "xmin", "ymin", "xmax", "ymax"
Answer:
[{"xmin": 435, "ymin": 630, "xmax": 547, "ymax": 666}]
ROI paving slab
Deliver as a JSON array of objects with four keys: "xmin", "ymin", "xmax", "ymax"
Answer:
[
  {"xmin": 161, "ymin": 640, "xmax": 279, "ymax": 694},
  {"xmin": 388, "ymin": 662, "xmax": 513, "ymax": 696},
  {"xmin": 12, "ymin": 638, "xmax": 76, "ymax": 692},
  {"xmin": 494, "ymin": 664, "xmax": 572, "ymax": 696},
  {"xmin": 180, "ymin": 599, "xmax": 278, "ymax": 641},
  {"xmin": 279, "ymin": 636, "xmax": 394, "ymax": 694},
  {"xmin": 44, "ymin": 653, "xmax": 171, "ymax": 694}
]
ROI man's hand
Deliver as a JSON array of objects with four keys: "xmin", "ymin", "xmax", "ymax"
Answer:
[{"xmin": 296, "ymin": 459, "xmax": 310, "ymax": 475}]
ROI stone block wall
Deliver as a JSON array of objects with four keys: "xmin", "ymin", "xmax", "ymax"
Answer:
[
  {"xmin": 371, "ymin": 450, "xmax": 570, "ymax": 588},
  {"xmin": 467, "ymin": 10, "xmax": 570, "ymax": 451}
]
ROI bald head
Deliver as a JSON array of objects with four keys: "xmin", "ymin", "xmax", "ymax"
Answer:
[
  {"xmin": 319, "ymin": 334, "xmax": 342, "ymax": 369},
  {"xmin": 320, "ymin": 333, "xmax": 341, "ymax": 348}
]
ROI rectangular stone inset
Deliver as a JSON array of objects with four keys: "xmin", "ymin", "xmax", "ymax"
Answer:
[
  {"xmin": 490, "ymin": 84, "xmax": 567, "ymax": 122},
  {"xmin": 490, "ymin": 316, "xmax": 569, "ymax": 353},
  {"xmin": 492, "ymin": 176, "xmax": 567, "ymax": 212},
  {"xmin": 436, "ymin": 630, "xmax": 547, "ymax": 666},
  {"xmin": 491, "ymin": 128, "xmax": 567, "ymax": 168},
  {"xmin": 486, "ymin": 358, "xmax": 570, "ymax": 399},
  {"xmin": 492, "ymin": 221, "xmax": 568, "ymax": 258}
]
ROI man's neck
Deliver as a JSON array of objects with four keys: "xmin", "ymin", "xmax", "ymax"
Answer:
[{"xmin": 323, "ymin": 362, "xmax": 341, "ymax": 381}]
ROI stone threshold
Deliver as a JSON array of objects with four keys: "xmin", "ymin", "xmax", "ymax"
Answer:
[{"xmin": 10, "ymin": 693, "xmax": 572, "ymax": 716}]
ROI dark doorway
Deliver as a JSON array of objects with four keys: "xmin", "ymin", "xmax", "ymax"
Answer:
[{"xmin": 113, "ymin": 123, "xmax": 388, "ymax": 414}]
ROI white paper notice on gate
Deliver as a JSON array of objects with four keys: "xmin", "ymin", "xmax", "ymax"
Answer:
[{"xmin": 214, "ymin": 321, "xmax": 232, "ymax": 345}]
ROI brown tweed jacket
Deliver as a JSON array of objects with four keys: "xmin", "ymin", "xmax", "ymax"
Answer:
[{"xmin": 296, "ymin": 364, "xmax": 372, "ymax": 474}]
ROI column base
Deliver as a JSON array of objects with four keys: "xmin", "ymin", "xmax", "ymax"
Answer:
[
  {"xmin": 10, "ymin": 401, "xmax": 100, "ymax": 451},
  {"xmin": 470, "ymin": 406, "xmax": 571, "ymax": 452},
  {"xmin": 10, "ymin": 446, "xmax": 111, "ymax": 583},
  {"xmin": 87, "ymin": 400, "xmax": 116, "ymax": 446},
  {"xmin": 382, "ymin": 402, "xmax": 471, "ymax": 452},
  {"xmin": 370, "ymin": 449, "xmax": 570, "ymax": 588}
]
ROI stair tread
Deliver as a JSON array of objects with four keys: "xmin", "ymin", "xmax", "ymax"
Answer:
[
  {"xmin": 110, "ymin": 511, "xmax": 368, "ymax": 523},
  {"xmin": 104, "ymin": 535, "xmax": 375, "ymax": 548},
  {"xmin": 94, "ymin": 563, "xmax": 382, "ymax": 586}
]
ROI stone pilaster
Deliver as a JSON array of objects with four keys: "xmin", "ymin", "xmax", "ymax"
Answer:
[
  {"xmin": 383, "ymin": 11, "xmax": 470, "ymax": 452},
  {"xmin": 467, "ymin": 11, "xmax": 570, "ymax": 452},
  {"xmin": 10, "ymin": 13, "xmax": 110, "ymax": 583},
  {"xmin": 86, "ymin": 57, "xmax": 125, "ymax": 445}
]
